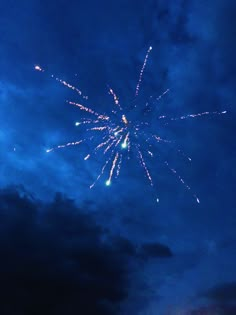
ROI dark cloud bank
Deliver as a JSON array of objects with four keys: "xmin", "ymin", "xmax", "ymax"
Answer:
[
  {"xmin": 0, "ymin": 186, "xmax": 173, "ymax": 315},
  {"xmin": 205, "ymin": 281, "xmax": 236, "ymax": 303}
]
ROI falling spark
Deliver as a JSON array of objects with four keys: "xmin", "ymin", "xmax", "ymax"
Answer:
[
  {"xmin": 137, "ymin": 147, "xmax": 153, "ymax": 186},
  {"xmin": 164, "ymin": 161, "xmax": 200, "ymax": 203},
  {"xmin": 107, "ymin": 153, "xmax": 119, "ymax": 183},
  {"xmin": 90, "ymin": 154, "xmax": 113, "ymax": 189},
  {"xmin": 105, "ymin": 179, "xmax": 111, "ymax": 186},
  {"xmin": 121, "ymin": 133, "xmax": 129, "ymax": 149},
  {"xmin": 116, "ymin": 154, "xmax": 123, "ymax": 177},
  {"xmin": 84, "ymin": 154, "xmax": 90, "ymax": 160},
  {"xmin": 46, "ymin": 140, "xmax": 84, "ymax": 153}
]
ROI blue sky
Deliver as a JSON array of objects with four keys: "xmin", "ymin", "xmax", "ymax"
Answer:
[{"xmin": 0, "ymin": 0, "xmax": 236, "ymax": 313}]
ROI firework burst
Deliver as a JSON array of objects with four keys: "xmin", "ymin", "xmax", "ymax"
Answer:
[{"xmin": 35, "ymin": 47, "xmax": 226, "ymax": 203}]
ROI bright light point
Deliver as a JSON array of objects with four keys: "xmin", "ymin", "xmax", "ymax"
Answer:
[
  {"xmin": 84, "ymin": 154, "xmax": 90, "ymax": 161},
  {"xmin": 122, "ymin": 114, "xmax": 128, "ymax": 125},
  {"xmin": 75, "ymin": 122, "xmax": 80, "ymax": 126},
  {"xmin": 149, "ymin": 46, "xmax": 152, "ymax": 50},
  {"xmin": 114, "ymin": 132, "xmax": 118, "ymax": 136},
  {"xmin": 121, "ymin": 142, "xmax": 127, "ymax": 149},
  {"xmin": 46, "ymin": 149, "xmax": 50, "ymax": 153},
  {"xmin": 156, "ymin": 198, "xmax": 159, "ymax": 203},
  {"xmin": 105, "ymin": 180, "xmax": 111, "ymax": 186},
  {"xmin": 35, "ymin": 65, "xmax": 41, "ymax": 71}
]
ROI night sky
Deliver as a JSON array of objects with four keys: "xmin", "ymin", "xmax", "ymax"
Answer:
[{"xmin": 1, "ymin": 0, "xmax": 236, "ymax": 314}]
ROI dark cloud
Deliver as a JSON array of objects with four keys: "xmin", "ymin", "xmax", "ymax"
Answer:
[
  {"xmin": 0, "ymin": 186, "xmax": 129, "ymax": 314},
  {"xmin": 109, "ymin": 236, "xmax": 137, "ymax": 257},
  {"xmin": 188, "ymin": 304, "xmax": 236, "ymax": 315},
  {"xmin": 0, "ymin": 186, "xmax": 174, "ymax": 314},
  {"xmin": 204, "ymin": 281, "xmax": 236, "ymax": 302}
]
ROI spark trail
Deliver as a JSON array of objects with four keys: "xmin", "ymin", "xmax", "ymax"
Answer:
[
  {"xmin": 135, "ymin": 46, "xmax": 152, "ymax": 97},
  {"xmin": 35, "ymin": 47, "xmax": 227, "ymax": 203}
]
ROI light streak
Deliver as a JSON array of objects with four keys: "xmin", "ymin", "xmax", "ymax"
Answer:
[
  {"xmin": 35, "ymin": 65, "xmax": 88, "ymax": 99},
  {"xmin": 135, "ymin": 46, "xmax": 152, "ymax": 96},
  {"xmin": 109, "ymin": 86, "xmax": 123, "ymax": 111},
  {"xmin": 107, "ymin": 153, "xmax": 119, "ymax": 184}
]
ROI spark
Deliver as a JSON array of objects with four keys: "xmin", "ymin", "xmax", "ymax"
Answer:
[
  {"xmin": 153, "ymin": 135, "xmax": 172, "ymax": 143},
  {"xmin": 164, "ymin": 161, "xmax": 200, "ymax": 203},
  {"xmin": 90, "ymin": 158, "xmax": 110, "ymax": 189},
  {"xmin": 155, "ymin": 88, "xmax": 170, "ymax": 101},
  {"xmin": 104, "ymin": 138, "xmax": 118, "ymax": 154},
  {"xmin": 178, "ymin": 149, "xmax": 192, "ymax": 162},
  {"xmin": 37, "ymin": 46, "xmax": 227, "ymax": 203},
  {"xmin": 109, "ymin": 86, "xmax": 123, "ymax": 111},
  {"xmin": 114, "ymin": 128, "xmax": 123, "ymax": 136},
  {"xmin": 35, "ymin": 65, "xmax": 43, "ymax": 72},
  {"xmin": 122, "ymin": 114, "xmax": 128, "ymax": 125},
  {"xmin": 116, "ymin": 154, "xmax": 123, "ymax": 177},
  {"xmin": 158, "ymin": 110, "xmax": 227, "ymax": 121},
  {"xmin": 68, "ymin": 101, "xmax": 101, "ymax": 117},
  {"xmin": 121, "ymin": 133, "xmax": 129, "ymax": 149},
  {"xmin": 107, "ymin": 153, "xmax": 119, "ymax": 183},
  {"xmin": 105, "ymin": 179, "xmax": 111, "ymax": 186},
  {"xmin": 89, "ymin": 126, "xmax": 108, "ymax": 131},
  {"xmin": 121, "ymin": 142, "xmax": 127, "ymax": 149},
  {"xmin": 135, "ymin": 46, "xmax": 152, "ymax": 97},
  {"xmin": 46, "ymin": 140, "xmax": 84, "ymax": 153},
  {"xmin": 35, "ymin": 65, "xmax": 88, "ymax": 99},
  {"xmin": 95, "ymin": 138, "xmax": 113, "ymax": 151},
  {"xmin": 137, "ymin": 147, "xmax": 153, "ymax": 186}
]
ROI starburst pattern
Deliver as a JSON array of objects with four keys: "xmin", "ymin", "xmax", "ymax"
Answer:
[{"xmin": 35, "ymin": 47, "xmax": 226, "ymax": 203}]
